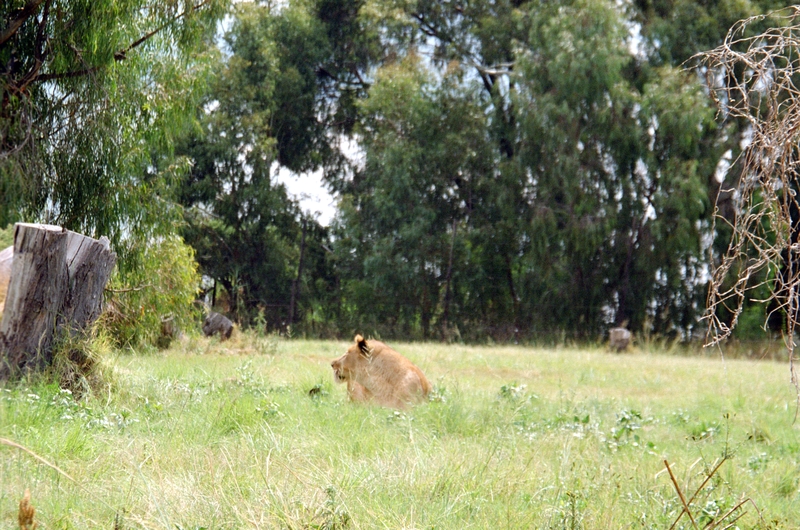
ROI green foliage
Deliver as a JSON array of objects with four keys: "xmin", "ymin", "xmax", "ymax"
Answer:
[
  {"xmin": 46, "ymin": 328, "xmax": 117, "ymax": 399},
  {"xmin": 2, "ymin": 0, "xmax": 785, "ymax": 344},
  {"xmin": 161, "ymin": 0, "xmax": 786, "ymax": 342},
  {"xmin": 102, "ymin": 235, "xmax": 201, "ymax": 347},
  {"xmin": 334, "ymin": 55, "xmax": 494, "ymax": 338},
  {"xmin": 630, "ymin": 0, "xmax": 788, "ymax": 66},
  {"xmin": 0, "ymin": 0, "xmax": 229, "ymax": 263},
  {"xmin": 327, "ymin": 0, "xmax": 723, "ymax": 341},
  {"xmin": 0, "ymin": 224, "xmax": 13, "ymax": 249},
  {"xmin": 517, "ymin": 5, "xmax": 718, "ymax": 336},
  {"xmin": 177, "ymin": 1, "xmax": 350, "ymax": 331}
]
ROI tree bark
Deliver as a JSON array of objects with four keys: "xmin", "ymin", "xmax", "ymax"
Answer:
[
  {"xmin": 287, "ymin": 219, "xmax": 307, "ymax": 330},
  {"xmin": 0, "ymin": 223, "xmax": 116, "ymax": 379},
  {"xmin": 441, "ymin": 219, "xmax": 457, "ymax": 341},
  {"xmin": 60, "ymin": 229, "xmax": 116, "ymax": 331}
]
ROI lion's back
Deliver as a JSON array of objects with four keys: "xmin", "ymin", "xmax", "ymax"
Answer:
[{"xmin": 367, "ymin": 341, "xmax": 430, "ymax": 405}]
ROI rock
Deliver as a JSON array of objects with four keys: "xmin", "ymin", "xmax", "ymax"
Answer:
[
  {"xmin": 609, "ymin": 327, "xmax": 632, "ymax": 352},
  {"xmin": 203, "ymin": 311, "xmax": 233, "ymax": 340}
]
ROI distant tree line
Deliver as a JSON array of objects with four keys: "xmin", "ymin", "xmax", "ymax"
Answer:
[{"xmin": 0, "ymin": 0, "xmax": 791, "ymax": 343}]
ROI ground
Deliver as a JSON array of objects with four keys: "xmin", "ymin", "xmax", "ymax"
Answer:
[{"xmin": 0, "ymin": 335, "xmax": 798, "ymax": 528}]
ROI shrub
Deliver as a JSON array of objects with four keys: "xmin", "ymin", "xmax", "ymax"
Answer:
[
  {"xmin": 0, "ymin": 224, "xmax": 12, "ymax": 249},
  {"xmin": 101, "ymin": 235, "xmax": 201, "ymax": 347}
]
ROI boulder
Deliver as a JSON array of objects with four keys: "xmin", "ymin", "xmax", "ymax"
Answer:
[
  {"xmin": 609, "ymin": 327, "xmax": 632, "ymax": 352},
  {"xmin": 203, "ymin": 311, "xmax": 233, "ymax": 340}
]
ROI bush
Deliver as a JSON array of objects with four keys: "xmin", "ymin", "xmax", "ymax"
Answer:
[
  {"xmin": 101, "ymin": 235, "xmax": 201, "ymax": 347},
  {"xmin": 0, "ymin": 224, "xmax": 13, "ymax": 249}
]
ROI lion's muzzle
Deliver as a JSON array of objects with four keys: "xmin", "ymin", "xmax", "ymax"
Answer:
[{"xmin": 331, "ymin": 358, "xmax": 347, "ymax": 383}]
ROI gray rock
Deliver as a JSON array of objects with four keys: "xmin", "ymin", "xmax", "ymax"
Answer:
[
  {"xmin": 203, "ymin": 311, "xmax": 233, "ymax": 340},
  {"xmin": 609, "ymin": 327, "xmax": 632, "ymax": 352}
]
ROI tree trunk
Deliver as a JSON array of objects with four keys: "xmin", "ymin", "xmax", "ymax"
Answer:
[
  {"xmin": 60, "ymin": 229, "xmax": 117, "ymax": 331},
  {"xmin": 287, "ymin": 219, "xmax": 307, "ymax": 330},
  {"xmin": 505, "ymin": 253, "xmax": 520, "ymax": 342},
  {"xmin": 441, "ymin": 219, "xmax": 457, "ymax": 341},
  {"xmin": 0, "ymin": 223, "xmax": 116, "ymax": 379}
]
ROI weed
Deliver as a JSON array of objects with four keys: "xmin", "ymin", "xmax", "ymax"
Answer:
[
  {"xmin": 255, "ymin": 400, "xmax": 283, "ymax": 418},
  {"xmin": 775, "ymin": 469, "xmax": 800, "ymax": 498},
  {"xmin": 18, "ymin": 489, "xmax": 36, "ymax": 530},
  {"xmin": 689, "ymin": 421, "xmax": 721, "ymax": 441},
  {"xmin": 313, "ymin": 486, "xmax": 351, "ymax": 530},
  {"xmin": 747, "ymin": 426, "xmax": 773, "ymax": 445},
  {"xmin": 499, "ymin": 382, "xmax": 527, "ymax": 401},
  {"xmin": 611, "ymin": 409, "xmax": 642, "ymax": 441},
  {"xmin": 747, "ymin": 452, "xmax": 770, "ymax": 473},
  {"xmin": 547, "ymin": 490, "xmax": 585, "ymax": 530},
  {"xmin": 308, "ymin": 383, "xmax": 328, "ymax": 398},
  {"xmin": 428, "ymin": 383, "xmax": 448, "ymax": 403}
]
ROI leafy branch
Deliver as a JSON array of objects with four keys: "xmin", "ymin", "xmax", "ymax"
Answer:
[{"xmin": 10, "ymin": 0, "xmax": 215, "ymax": 89}]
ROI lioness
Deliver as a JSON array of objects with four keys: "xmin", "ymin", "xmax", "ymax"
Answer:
[{"xmin": 331, "ymin": 334, "xmax": 431, "ymax": 409}]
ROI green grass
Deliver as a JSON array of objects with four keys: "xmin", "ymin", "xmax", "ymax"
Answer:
[{"xmin": 2, "ymin": 334, "xmax": 800, "ymax": 528}]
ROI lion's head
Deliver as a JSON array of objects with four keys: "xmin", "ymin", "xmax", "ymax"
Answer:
[{"xmin": 331, "ymin": 334, "xmax": 371, "ymax": 384}]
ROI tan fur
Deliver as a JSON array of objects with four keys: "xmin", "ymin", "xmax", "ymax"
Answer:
[
  {"xmin": 346, "ymin": 380, "xmax": 373, "ymax": 402},
  {"xmin": 331, "ymin": 334, "xmax": 431, "ymax": 409}
]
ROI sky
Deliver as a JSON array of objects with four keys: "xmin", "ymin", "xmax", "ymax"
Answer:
[
  {"xmin": 274, "ymin": 137, "xmax": 363, "ymax": 227},
  {"xmin": 274, "ymin": 166, "xmax": 338, "ymax": 227}
]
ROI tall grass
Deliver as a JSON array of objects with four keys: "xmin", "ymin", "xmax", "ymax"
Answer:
[{"xmin": 1, "ymin": 334, "xmax": 799, "ymax": 528}]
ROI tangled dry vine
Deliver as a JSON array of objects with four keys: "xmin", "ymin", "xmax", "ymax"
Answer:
[{"xmin": 700, "ymin": 7, "xmax": 800, "ymax": 371}]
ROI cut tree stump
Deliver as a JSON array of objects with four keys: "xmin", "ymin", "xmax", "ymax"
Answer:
[{"xmin": 0, "ymin": 223, "xmax": 116, "ymax": 379}]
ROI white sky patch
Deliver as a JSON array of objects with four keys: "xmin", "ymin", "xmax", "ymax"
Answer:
[
  {"xmin": 715, "ymin": 149, "xmax": 733, "ymax": 183},
  {"xmin": 273, "ymin": 136, "xmax": 364, "ymax": 227},
  {"xmin": 274, "ymin": 165, "xmax": 337, "ymax": 227}
]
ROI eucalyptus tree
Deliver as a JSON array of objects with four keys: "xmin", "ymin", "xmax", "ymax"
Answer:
[
  {"xmin": 333, "ymin": 57, "xmax": 495, "ymax": 339},
  {"xmin": 337, "ymin": 0, "xmax": 730, "ymax": 340},
  {"xmin": 177, "ymin": 1, "xmax": 346, "ymax": 329},
  {"xmin": 0, "ymin": 0, "xmax": 228, "ymax": 256},
  {"xmin": 628, "ymin": 0, "xmax": 791, "ymax": 337},
  {"xmin": 513, "ymin": 0, "xmax": 717, "ymax": 337}
]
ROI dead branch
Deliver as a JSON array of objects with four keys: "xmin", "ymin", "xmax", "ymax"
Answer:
[
  {"xmin": 31, "ymin": 0, "xmax": 213, "ymax": 85},
  {"xmin": 104, "ymin": 284, "xmax": 153, "ymax": 294},
  {"xmin": 665, "ymin": 459, "xmax": 700, "ymax": 530},
  {"xmin": 697, "ymin": 7, "xmax": 800, "ymax": 368},
  {"xmin": 0, "ymin": 437, "xmax": 75, "ymax": 482},
  {"xmin": 0, "ymin": 0, "xmax": 46, "ymax": 49}
]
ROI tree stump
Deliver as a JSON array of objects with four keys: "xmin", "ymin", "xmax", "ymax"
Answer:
[{"xmin": 0, "ymin": 223, "xmax": 116, "ymax": 379}]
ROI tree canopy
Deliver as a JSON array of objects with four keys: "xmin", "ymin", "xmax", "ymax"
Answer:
[
  {"xmin": 3, "ymin": 0, "xmax": 793, "ymax": 343},
  {"xmin": 1, "ymin": 0, "xmax": 227, "ymax": 254}
]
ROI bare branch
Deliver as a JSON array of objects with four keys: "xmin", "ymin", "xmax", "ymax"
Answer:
[
  {"xmin": 105, "ymin": 284, "xmax": 153, "ymax": 294},
  {"xmin": 120, "ymin": 0, "xmax": 213, "ymax": 57},
  {"xmin": 665, "ymin": 459, "xmax": 700, "ymax": 530},
  {"xmin": 698, "ymin": 7, "xmax": 800, "ymax": 364},
  {"xmin": 0, "ymin": 0, "xmax": 45, "ymax": 49}
]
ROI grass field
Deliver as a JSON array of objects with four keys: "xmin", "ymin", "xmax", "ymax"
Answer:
[{"xmin": 1, "ymin": 333, "xmax": 800, "ymax": 529}]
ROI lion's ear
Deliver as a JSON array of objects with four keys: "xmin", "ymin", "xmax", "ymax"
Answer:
[{"xmin": 355, "ymin": 334, "xmax": 369, "ymax": 356}]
